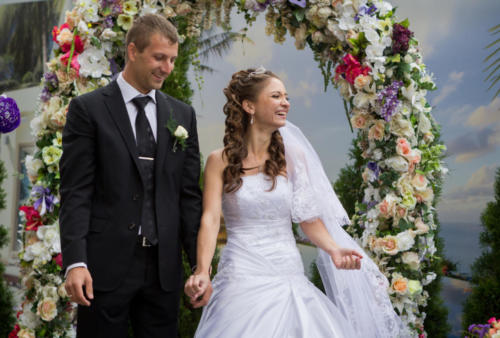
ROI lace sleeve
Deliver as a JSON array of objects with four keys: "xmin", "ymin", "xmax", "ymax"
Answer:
[{"xmin": 289, "ymin": 149, "xmax": 321, "ymax": 224}]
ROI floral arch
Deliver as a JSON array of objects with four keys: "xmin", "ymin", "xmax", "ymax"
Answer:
[{"xmin": 12, "ymin": 0, "xmax": 446, "ymax": 337}]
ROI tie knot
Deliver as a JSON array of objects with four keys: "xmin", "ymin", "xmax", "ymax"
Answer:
[{"xmin": 132, "ymin": 96, "xmax": 151, "ymax": 111}]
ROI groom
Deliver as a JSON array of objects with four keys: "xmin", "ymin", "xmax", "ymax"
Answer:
[{"xmin": 59, "ymin": 14, "xmax": 203, "ymax": 337}]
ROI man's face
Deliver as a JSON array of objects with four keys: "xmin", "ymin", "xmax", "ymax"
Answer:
[{"xmin": 128, "ymin": 32, "xmax": 178, "ymax": 93}]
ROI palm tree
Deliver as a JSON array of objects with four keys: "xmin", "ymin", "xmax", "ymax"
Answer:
[
  {"xmin": 484, "ymin": 24, "xmax": 500, "ymax": 100},
  {"xmin": 197, "ymin": 27, "xmax": 251, "ymax": 73}
]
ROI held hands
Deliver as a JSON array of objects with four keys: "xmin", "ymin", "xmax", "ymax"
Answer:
[
  {"xmin": 329, "ymin": 247, "xmax": 363, "ymax": 270},
  {"xmin": 184, "ymin": 272, "xmax": 213, "ymax": 308},
  {"xmin": 65, "ymin": 267, "xmax": 94, "ymax": 306}
]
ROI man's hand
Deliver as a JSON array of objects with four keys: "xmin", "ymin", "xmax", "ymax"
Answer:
[
  {"xmin": 330, "ymin": 247, "xmax": 363, "ymax": 270},
  {"xmin": 184, "ymin": 273, "xmax": 212, "ymax": 308},
  {"xmin": 65, "ymin": 267, "xmax": 94, "ymax": 306}
]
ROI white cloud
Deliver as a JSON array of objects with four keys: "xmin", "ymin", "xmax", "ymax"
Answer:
[
  {"xmin": 439, "ymin": 164, "xmax": 498, "ymax": 222},
  {"xmin": 466, "ymin": 97, "xmax": 500, "ymax": 127},
  {"xmin": 390, "ymin": 0, "xmax": 458, "ymax": 57},
  {"xmin": 432, "ymin": 71, "xmax": 464, "ymax": 106}
]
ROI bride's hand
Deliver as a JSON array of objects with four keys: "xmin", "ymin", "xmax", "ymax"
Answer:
[
  {"xmin": 329, "ymin": 247, "xmax": 363, "ymax": 270},
  {"xmin": 184, "ymin": 273, "xmax": 212, "ymax": 308}
]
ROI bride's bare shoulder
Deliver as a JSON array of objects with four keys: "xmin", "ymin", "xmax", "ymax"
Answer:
[{"xmin": 205, "ymin": 148, "xmax": 227, "ymax": 174}]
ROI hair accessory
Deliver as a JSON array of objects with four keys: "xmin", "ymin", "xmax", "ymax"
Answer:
[{"xmin": 248, "ymin": 66, "xmax": 266, "ymax": 78}]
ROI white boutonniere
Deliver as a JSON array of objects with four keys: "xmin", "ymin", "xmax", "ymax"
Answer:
[{"xmin": 166, "ymin": 116, "xmax": 188, "ymax": 152}]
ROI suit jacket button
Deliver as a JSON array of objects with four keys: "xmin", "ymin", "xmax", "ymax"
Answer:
[{"xmin": 128, "ymin": 223, "xmax": 136, "ymax": 231}]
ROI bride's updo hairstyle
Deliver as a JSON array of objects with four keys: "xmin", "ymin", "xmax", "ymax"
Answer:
[{"xmin": 222, "ymin": 68, "xmax": 286, "ymax": 193}]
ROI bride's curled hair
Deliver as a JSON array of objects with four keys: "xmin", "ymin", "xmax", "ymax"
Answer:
[{"xmin": 222, "ymin": 68, "xmax": 286, "ymax": 193}]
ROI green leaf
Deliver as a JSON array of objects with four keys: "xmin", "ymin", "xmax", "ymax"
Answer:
[
  {"xmin": 293, "ymin": 8, "xmax": 306, "ymax": 22},
  {"xmin": 387, "ymin": 54, "xmax": 401, "ymax": 63},
  {"xmin": 398, "ymin": 18, "xmax": 410, "ymax": 29},
  {"xmin": 398, "ymin": 218, "xmax": 411, "ymax": 231},
  {"xmin": 91, "ymin": 36, "xmax": 102, "ymax": 49}
]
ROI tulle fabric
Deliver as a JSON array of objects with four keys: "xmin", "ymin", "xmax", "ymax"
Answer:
[{"xmin": 280, "ymin": 121, "xmax": 408, "ymax": 337}]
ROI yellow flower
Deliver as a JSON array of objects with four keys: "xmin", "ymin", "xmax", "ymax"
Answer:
[
  {"xmin": 37, "ymin": 298, "xmax": 58, "ymax": 321},
  {"xmin": 123, "ymin": 1, "xmax": 138, "ymax": 15},
  {"xmin": 42, "ymin": 146, "xmax": 63, "ymax": 166},
  {"xmin": 117, "ymin": 14, "xmax": 133, "ymax": 31}
]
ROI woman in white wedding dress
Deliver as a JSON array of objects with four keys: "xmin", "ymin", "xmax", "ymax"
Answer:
[{"xmin": 185, "ymin": 68, "xmax": 407, "ymax": 338}]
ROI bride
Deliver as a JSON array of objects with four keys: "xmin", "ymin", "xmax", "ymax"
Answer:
[{"xmin": 185, "ymin": 67, "xmax": 406, "ymax": 337}]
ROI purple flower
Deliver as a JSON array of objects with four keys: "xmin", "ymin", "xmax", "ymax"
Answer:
[
  {"xmin": 377, "ymin": 81, "xmax": 403, "ymax": 121},
  {"xmin": 367, "ymin": 161, "xmax": 380, "ymax": 178},
  {"xmin": 31, "ymin": 185, "xmax": 59, "ymax": 216},
  {"xmin": 43, "ymin": 72, "xmax": 58, "ymax": 91},
  {"xmin": 355, "ymin": 4, "xmax": 377, "ymax": 21},
  {"xmin": 0, "ymin": 96, "xmax": 21, "ymax": 134},
  {"xmin": 103, "ymin": 15, "xmax": 114, "ymax": 28},
  {"xmin": 288, "ymin": 0, "xmax": 306, "ymax": 8},
  {"xmin": 467, "ymin": 324, "xmax": 491, "ymax": 338},
  {"xmin": 40, "ymin": 87, "xmax": 51, "ymax": 103},
  {"xmin": 392, "ymin": 23, "xmax": 414, "ymax": 54},
  {"xmin": 109, "ymin": 58, "xmax": 120, "ymax": 75}
]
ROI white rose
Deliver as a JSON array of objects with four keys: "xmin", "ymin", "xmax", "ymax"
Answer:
[
  {"xmin": 174, "ymin": 125, "xmax": 188, "ymax": 139},
  {"xmin": 373, "ymin": 148, "xmax": 383, "ymax": 160},
  {"xmin": 390, "ymin": 114, "xmax": 415, "ymax": 139},
  {"xmin": 42, "ymin": 285, "xmax": 59, "ymax": 301},
  {"xmin": 380, "ymin": 235, "xmax": 399, "ymax": 255},
  {"xmin": 385, "ymin": 156, "xmax": 409, "ymax": 172},
  {"xmin": 37, "ymin": 298, "xmax": 58, "ymax": 321},
  {"xmin": 396, "ymin": 230, "xmax": 416, "ymax": 251},
  {"xmin": 23, "ymin": 241, "xmax": 51, "ymax": 263},
  {"xmin": 25, "ymin": 155, "xmax": 44, "ymax": 180},
  {"xmin": 58, "ymin": 282, "xmax": 68, "ymax": 298},
  {"xmin": 18, "ymin": 328, "xmax": 36, "ymax": 338},
  {"xmin": 414, "ymin": 217, "xmax": 430, "ymax": 235},
  {"xmin": 411, "ymin": 173, "xmax": 428, "ymax": 191},
  {"xmin": 100, "ymin": 28, "xmax": 117, "ymax": 40},
  {"xmin": 418, "ymin": 112, "xmax": 432, "ymax": 134},
  {"xmin": 37, "ymin": 225, "xmax": 61, "ymax": 254},
  {"xmin": 401, "ymin": 251, "xmax": 420, "ymax": 270},
  {"xmin": 18, "ymin": 302, "xmax": 41, "ymax": 329}
]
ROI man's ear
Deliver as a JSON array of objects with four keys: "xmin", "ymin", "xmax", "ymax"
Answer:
[
  {"xmin": 242, "ymin": 99, "xmax": 254, "ymax": 114},
  {"xmin": 127, "ymin": 42, "xmax": 137, "ymax": 62}
]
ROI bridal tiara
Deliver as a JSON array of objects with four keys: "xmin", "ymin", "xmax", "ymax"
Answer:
[{"xmin": 248, "ymin": 66, "xmax": 267, "ymax": 78}]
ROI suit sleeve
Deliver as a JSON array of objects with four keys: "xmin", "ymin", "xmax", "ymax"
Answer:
[
  {"xmin": 179, "ymin": 106, "xmax": 202, "ymax": 268},
  {"xmin": 59, "ymin": 97, "xmax": 96, "ymax": 270}
]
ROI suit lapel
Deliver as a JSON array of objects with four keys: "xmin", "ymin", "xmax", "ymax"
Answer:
[
  {"xmin": 102, "ymin": 81, "xmax": 144, "ymax": 182},
  {"xmin": 155, "ymin": 91, "xmax": 173, "ymax": 173}
]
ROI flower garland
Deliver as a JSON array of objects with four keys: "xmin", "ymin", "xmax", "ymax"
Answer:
[{"xmin": 13, "ymin": 0, "xmax": 446, "ymax": 337}]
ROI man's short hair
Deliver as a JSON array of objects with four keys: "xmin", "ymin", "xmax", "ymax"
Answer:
[{"xmin": 125, "ymin": 14, "xmax": 178, "ymax": 59}]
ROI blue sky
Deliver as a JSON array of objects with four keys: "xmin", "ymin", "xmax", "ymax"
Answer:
[{"xmin": 190, "ymin": 0, "xmax": 500, "ymax": 228}]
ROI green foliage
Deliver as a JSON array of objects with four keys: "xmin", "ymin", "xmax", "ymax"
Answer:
[
  {"xmin": 309, "ymin": 261, "xmax": 325, "ymax": 294},
  {"xmin": 462, "ymin": 167, "xmax": 500, "ymax": 328},
  {"xmin": 333, "ymin": 137, "xmax": 366, "ymax": 217},
  {"xmin": 0, "ymin": 160, "xmax": 16, "ymax": 336},
  {"xmin": 484, "ymin": 24, "xmax": 500, "ymax": 100}
]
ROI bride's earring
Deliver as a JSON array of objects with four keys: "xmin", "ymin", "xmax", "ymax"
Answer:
[{"xmin": 250, "ymin": 115, "xmax": 254, "ymax": 125}]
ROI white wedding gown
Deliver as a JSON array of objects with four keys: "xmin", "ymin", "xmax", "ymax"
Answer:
[
  {"xmin": 195, "ymin": 173, "xmax": 356, "ymax": 337},
  {"xmin": 195, "ymin": 122, "xmax": 406, "ymax": 338}
]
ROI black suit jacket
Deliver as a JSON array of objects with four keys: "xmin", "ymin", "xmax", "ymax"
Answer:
[{"xmin": 59, "ymin": 80, "xmax": 202, "ymax": 292}]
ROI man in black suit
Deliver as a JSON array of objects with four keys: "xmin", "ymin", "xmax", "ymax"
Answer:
[{"xmin": 59, "ymin": 14, "xmax": 204, "ymax": 337}]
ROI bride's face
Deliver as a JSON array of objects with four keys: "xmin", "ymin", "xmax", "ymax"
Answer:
[{"xmin": 251, "ymin": 78, "xmax": 290, "ymax": 129}]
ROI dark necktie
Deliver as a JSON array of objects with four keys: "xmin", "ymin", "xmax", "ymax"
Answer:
[
  {"xmin": 132, "ymin": 96, "xmax": 156, "ymax": 158},
  {"xmin": 131, "ymin": 96, "xmax": 158, "ymax": 245}
]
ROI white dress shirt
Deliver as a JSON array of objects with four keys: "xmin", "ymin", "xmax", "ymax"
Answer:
[{"xmin": 66, "ymin": 73, "xmax": 157, "ymax": 276}]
